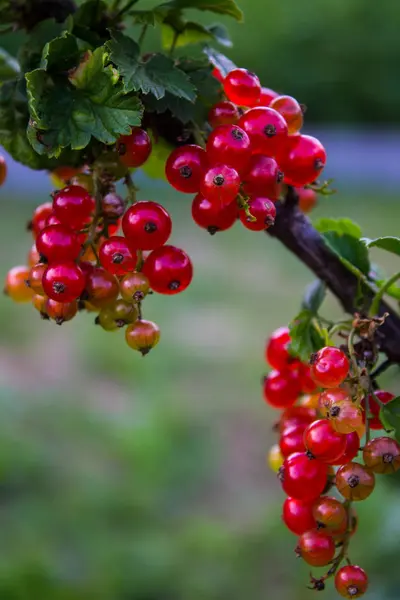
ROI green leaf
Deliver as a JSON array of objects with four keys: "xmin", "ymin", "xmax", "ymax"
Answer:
[
  {"xmin": 380, "ymin": 397, "xmax": 400, "ymax": 439},
  {"xmin": 131, "ymin": 8, "xmax": 168, "ymax": 26},
  {"xmin": 18, "ymin": 18, "xmax": 71, "ymax": 72},
  {"xmin": 159, "ymin": 0, "xmax": 244, "ymax": 21},
  {"xmin": 0, "ymin": 48, "xmax": 20, "ymax": 82},
  {"xmin": 288, "ymin": 309, "xmax": 326, "ymax": 363},
  {"xmin": 362, "ymin": 236, "xmax": 400, "ymax": 257},
  {"xmin": 322, "ymin": 231, "xmax": 370, "ymax": 276},
  {"xmin": 40, "ymin": 32, "xmax": 80, "ymax": 72},
  {"xmin": 315, "ymin": 217, "xmax": 362, "ymax": 239},
  {"xmin": 26, "ymin": 47, "xmax": 143, "ymax": 157},
  {"xmin": 301, "ymin": 279, "xmax": 326, "ymax": 313},
  {"xmin": 162, "ymin": 20, "xmax": 232, "ymax": 48},
  {"xmin": 106, "ymin": 30, "xmax": 196, "ymax": 100},
  {"xmin": 203, "ymin": 46, "xmax": 236, "ymax": 77}
]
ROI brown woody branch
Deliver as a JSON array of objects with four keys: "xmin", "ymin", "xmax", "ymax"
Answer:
[{"xmin": 267, "ymin": 188, "xmax": 400, "ymax": 365}]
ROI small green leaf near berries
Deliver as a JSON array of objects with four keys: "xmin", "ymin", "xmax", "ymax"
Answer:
[
  {"xmin": 301, "ymin": 279, "xmax": 326, "ymax": 314},
  {"xmin": 315, "ymin": 217, "xmax": 362, "ymax": 239},
  {"xmin": 203, "ymin": 46, "xmax": 236, "ymax": 77},
  {"xmin": 379, "ymin": 397, "xmax": 400, "ymax": 438},
  {"xmin": 288, "ymin": 309, "xmax": 327, "ymax": 363},
  {"xmin": 362, "ymin": 236, "xmax": 400, "ymax": 257},
  {"xmin": 159, "ymin": 0, "xmax": 244, "ymax": 21}
]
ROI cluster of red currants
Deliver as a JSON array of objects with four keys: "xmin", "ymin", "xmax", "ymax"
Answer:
[
  {"xmin": 165, "ymin": 67, "xmax": 323, "ymax": 234},
  {"xmin": 264, "ymin": 326, "xmax": 400, "ymax": 597}
]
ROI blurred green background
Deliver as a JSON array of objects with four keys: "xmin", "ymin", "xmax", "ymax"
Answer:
[{"xmin": 1, "ymin": 0, "xmax": 400, "ymax": 599}]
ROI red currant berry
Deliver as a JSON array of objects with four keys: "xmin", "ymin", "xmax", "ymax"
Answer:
[
  {"xmin": 200, "ymin": 164, "xmax": 240, "ymax": 207},
  {"xmin": 143, "ymin": 245, "xmax": 193, "ymax": 295},
  {"xmin": 297, "ymin": 187, "xmax": 317, "ymax": 213},
  {"xmin": 280, "ymin": 423, "xmax": 306, "ymax": 458},
  {"xmin": 44, "ymin": 213, "xmax": 62, "ymax": 227},
  {"xmin": 36, "ymin": 224, "xmax": 81, "ymax": 263},
  {"xmin": 165, "ymin": 145, "xmax": 207, "ymax": 193},
  {"xmin": 282, "ymin": 497, "xmax": 316, "ymax": 535},
  {"xmin": 239, "ymin": 196, "xmax": 276, "ymax": 231},
  {"xmin": 206, "ymin": 124, "xmax": 251, "ymax": 174},
  {"xmin": 279, "ymin": 406, "xmax": 317, "ymax": 433},
  {"xmin": 223, "ymin": 68, "xmax": 261, "ymax": 107},
  {"xmin": 310, "ymin": 346, "xmax": 349, "ymax": 388},
  {"xmin": 32, "ymin": 293, "xmax": 47, "ymax": 316},
  {"xmin": 299, "ymin": 364, "xmax": 317, "ymax": 393},
  {"xmin": 276, "ymin": 134, "xmax": 327, "ymax": 187},
  {"xmin": 238, "ymin": 107, "xmax": 288, "ymax": 156},
  {"xmin": 312, "ymin": 496, "xmax": 347, "ymax": 533},
  {"xmin": 242, "ymin": 155, "xmax": 283, "ymax": 199},
  {"xmin": 336, "ymin": 462, "xmax": 375, "ymax": 501},
  {"xmin": 30, "ymin": 202, "xmax": 53, "ymax": 236},
  {"xmin": 26, "ymin": 263, "xmax": 46, "ymax": 295},
  {"xmin": 263, "ymin": 369, "xmax": 301, "ymax": 409},
  {"xmin": 208, "ymin": 101, "xmax": 240, "ymax": 128},
  {"xmin": 363, "ymin": 437, "xmax": 400, "ymax": 474},
  {"xmin": 279, "ymin": 452, "xmax": 328, "ymax": 502},
  {"xmin": 46, "ymin": 298, "xmax": 78, "ymax": 324},
  {"xmin": 270, "ymin": 95, "xmax": 304, "ymax": 134},
  {"xmin": 304, "ymin": 419, "xmax": 347, "ymax": 463},
  {"xmin": 335, "ymin": 565, "xmax": 368, "ymax": 599},
  {"xmin": 28, "ymin": 244, "xmax": 41, "ymax": 267},
  {"xmin": 328, "ymin": 399, "xmax": 363, "ymax": 435},
  {"xmin": 258, "ymin": 87, "xmax": 279, "ymax": 106},
  {"xmin": 125, "ymin": 319, "xmax": 161, "ymax": 355},
  {"xmin": 319, "ymin": 387, "xmax": 350, "ymax": 416},
  {"xmin": 85, "ymin": 267, "xmax": 119, "ymax": 308},
  {"xmin": 53, "ymin": 185, "xmax": 95, "ymax": 230},
  {"xmin": 120, "ymin": 272, "xmax": 150, "ymax": 303},
  {"xmin": 331, "ymin": 431, "xmax": 360, "ymax": 465},
  {"xmin": 99, "ymin": 236, "xmax": 137, "ymax": 276},
  {"xmin": 4, "ymin": 266, "xmax": 34, "ymax": 303},
  {"xmin": 191, "ymin": 193, "xmax": 237, "ymax": 234},
  {"xmin": 42, "ymin": 262, "xmax": 85, "ymax": 303},
  {"xmin": 362, "ymin": 390, "xmax": 394, "ymax": 429},
  {"xmin": 265, "ymin": 326, "xmax": 293, "ymax": 370},
  {"xmin": 116, "ymin": 127, "xmax": 152, "ymax": 168},
  {"xmin": 122, "ymin": 201, "xmax": 172, "ymax": 251},
  {"xmin": 212, "ymin": 67, "xmax": 223, "ymax": 82},
  {"xmin": 0, "ymin": 154, "xmax": 7, "ymax": 186},
  {"xmin": 296, "ymin": 529, "xmax": 335, "ymax": 567}
]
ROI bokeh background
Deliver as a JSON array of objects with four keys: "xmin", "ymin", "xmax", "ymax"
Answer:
[{"xmin": 1, "ymin": 0, "xmax": 400, "ymax": 598}]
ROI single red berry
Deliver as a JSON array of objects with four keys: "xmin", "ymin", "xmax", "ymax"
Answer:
[
  {"xmin": 26, "ymin": 263, "xmax": 46, "ymax": 295},
  {"xmin": 276, "ymin": 134, "xmax": 327, "ymax": 187},
  {"xmin": 223, "ymin": 68, "xmax": 261, "ymax": 107},
  {"xmin": 263, "ymin": 369, "xmax": 301, "ymax": 409},
  {"xmin": 42, "ymin": 262, "xmax": 85, "ymax": 303},
  {"xmin": 279, "ymin": 405, "xmax": 317, "ymax": 433},
  {"xmin": 208, "ymin": 101, "xmax": 240, "ymax": 128},
  {"xmin": 53, "ymin": 185, "xmax": 95, "ymax": 230},
  {"xmin": 46, "ymin": 298, "xmax": 78, "ymax": 325},
  {"xmin": 312, "ymin": 496, "xmax": 347, "ymax": 533},
  {"xmin": 122, "ymin": 201, "xmax": 172, "ymax": 250},
  {"xmin": 328, "ymin": 399, "xmax": 363, "ymax": 435},
  {"xmin": 165, "ymin": 145, "xmax": 207, "ymax": 193},
  {"xmin": 242, "ymin": 155, "xmax": 283, "ymax": 199},
  {"xmin": 363, "ymin": 436, "xmax": 400, "ymax": 474},
  {"xmin": 0, "ymin": 154, "xmax": 7, "ymax": 186},
  {"xmin": 310, "ymin": 346, "xmax": 349, "ymax": 388},
  {"xmin": 206, "ymin": 124, "xmax": 251, "ymax": 174},
  {"xmin": 362, "ymin": 390, "xmax": 394, "ymax": 429},
  {"xmin": 265, "ymin": 326, "xmax": 293, "ymax": 370},
  {"xmin": 44, "ymin": 213, "xmax": 62, "ymax": 227},
  {"xmin": 296, "ymin": 529, "xmax": 335, "ymax": 567},
  {"xmin": 84, "ymin": 267, "xmax": 119, "ymax": 308},
  {"xmin": 336, "ymin": 462, "xmax": 375, "ymax": 501},
  {"xmin": 143, "ymin": 245, "xmax": 193, "ymax": 295},
  {"xmin": 30, "ymin": 202, "xmax": 53, "ymax": 236},
  {"xmin": 270, "ymin": 95, "xmax": 304, "ymax": 134},
  {"xmin": 330, "ymin": 432, "xmax": 360, "ymax": 466},
  {"xmin": 200, "ymin": 164, "xmax": 240, "ymax": 207},
  {"xmin": 99, "ymin": 236, "xmax": 137, "ymax": 276},
  {"xmin": 279, "ymin": 452, "xmax": 328, "ymax": 502},
  {"xmin": 239, "ymin": 196, "xmax": 276, "ymax": 231},
  {"xmin": 297, "ymin": 187, "xmax": 317, "ymax": 213},
  {"xmin": 280, "ymin": 423, "xmax": 306, "ymax": 458},
  {"xmin": 335, "ymin": 565, "xmax": 368, "ymax": 598},
  {"xmin": 282, "ymin": 497, "xmax": 316, "ymax": 535},
  {"xmin": 299, "ymin": 364, "xmax": 317, "ymax": 394},
  {"xmin": 238, "ymin": 107, "xmax": 288, "ymax": 156},
  {"xmin": 191, "ymin": 193, "xmax": 238, "ymax": 234},
  {"xmin": 304, "ymin": 419, "xmax": 347, "ymax": 463},
  {"xmin": 36, "ymin": 224, "xmax": 81, "ymax": 263},
  {"xmin": 258, "ymin": 86, "xmax": 279, "ymax": 106},
  {"xmin": 116, "ymin": 127, "xmax": 152, "ymax": 168},
  {"xmin": 319, "ymin": 387, "xmax": 350, "ymax": 416}
]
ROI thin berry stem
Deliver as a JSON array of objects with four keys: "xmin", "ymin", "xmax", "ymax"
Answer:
[
  {"xmin": 347, "ymin": 327, "xmax": 359, "ymax": 377},
  {"xmin": 369, "ymin": 270, "xmax": 400, "ymax": 317},
  {"xmin": 138, "ymin": 24, "xmax": 149, "ymax": 47}
]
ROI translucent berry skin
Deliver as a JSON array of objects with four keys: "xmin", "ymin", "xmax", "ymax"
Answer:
[
  {"xmin": 335, "ymin": 565, "xmax": 368, "ymax": 599},
  {"xmin": 238, "ymin": 107, "xmax": 288, "ymax": 157},
  {"xmin": 328, "ymin": 399, "xmax": 363, "ymax": 434},
  {"xmin": 32, "ymin": 293, "xmax": 47, "ymax": 315},
  {"xmin": 279, "ymin": 423, "xmax": 306, "ymax": 458},
  {"xmin": 165, "ymin": 145, "xmax": 207, "ymax": 193},
  {"xmin": 270, "ymin": 95, "xmax": 303, "ymax": 134},
  {"xmin": 122, "ymin": 201, "xmax": 172, "ymax": 251},
  {"xmin": 239, "ymin": 196, "xmax": 276, "ymax": 231},
  {"xmin": 304, "ymin": 419, "xmax": 347, "ymax": 463},
  {"xmin": 31, "ymin": 202, "xmax": 53, "ymax": 236},
  {"xmin": 242, "ymin": 155, "xmax": 282, "ymax": 199},
  {"xmin": 85, "ymin": 267, "xmax": 119, "ymax": 308},
  {"xmin": 336, "ymin": 462, "xmax": 375, "ymax": 501},
  {"xmin": 99, "ymin": 236, "xmax": 137, "ymax": 276},
  {"xmin": 310, "ymin": 346, "xmax": 349, "ymax": 388},
  {"xmin": 143, "ymin": 245, "xmax": 193, "ymax": 295},
  {"xmin": 276, "ymin": 134, "xmax": 327, "ymax": 187},
  {"xmin": 282, "ymin": 497, "xmax": 316, "ymax": 535},
  {"xmin": 200, "ymin": 164, "xmax": 240, "ymax": 207},
  {"xmin": 120, "ymin": 272, "xmax": 150, "ymax": 303},
  {"xmin": 265, "ymin": 326, "xmax": 292, "ymax": 370},
  {"xmin": 319, "ymin": 387, "xmax": 350, "ymax": 416},
  {"xmin": 206, "ymin": 124, "xmax": 251, "ymax": 174},
  {"xmin": 28, "ymin": 244, "xmax": 41, "ymax": 267},
  {"xmin": 297, "ymin": 529, "xmax": 335, "ymax": 567},
  {"xmin": 116, "ymin": 127, "xmax": 152, "ymax": 168},
  {"xmin": 268, "ymin": 443, "xmax": 284, "ymax": 473},
  {"xmin": 279, "ymin": 452, "xmax": 328, "ymax": 502},
  {"xmin": 27, "ymin": 263, "xmax": 46, "ymax": 295},
  {"xmin": 99, "ymin": 300, "xmax": 139, "ymax": 331},
  {"xmin": 53, "ymin": 185, "xmax": 94, "ymax": 230},
  {"xmin": 4, "ymin": 266, "xmax": 34, "ymax": 303},
  {"xmin": 223, "ymin": 68, "xmax": 261, "ymax": 107},
  {"xmin": 330, "ymin": 431, "xmax": 360, "ymax": 466},
  {"xmin": 363, "ymin": 437, "xmax": 400, "ymax": 474},
  {"xmin": 362, "ymin": 390, "xmax": 394, "ymax": 429},
  {"xmin": 191, "ymin": 193, "xmax": 238, "ymax": 234},
  {"xmin": 299, "ymin": 364, "xmax": 317, "ymax": 394},
  {"xmin": 263, "ymin": 369, "xmax": 301, "ymax": 409},
  {"xmin": 46, "ymin": 298, "xmax": 78, "ymax": 324},
  {"xmin": 297, "ymin": 187, "xmax": 317, "ymax": 213},
  {"xmin": 36, "ymin": 224, "xmax": 81, "ymax": 263},
  {"xmin": 208, "ymin": 101, "xmax": 240, "ymax": 128},
  {"xmin": 279, "ymin": 405, "xmax": 317, "ymax": 433},
  {"xmin": 312, "ymin": 496, "xmax": 347, "ymax": 532},
  {"xmin": 42, "ymin": 262, "xmax": 85, "ymax": 303},
  {"xmin": 44, "ymin": 213, "xmax": 62, "ymax": 227},
  {"xmin": 0, "ymin": 154, "xmax": 7, "ymax": 186},
  {"xmin": 125, "ymin": 319, "xmax": 161, "ymax": 355},
  {"xmin": 258, "ymin": 86, "xmax": 279, "ymax": 106}
]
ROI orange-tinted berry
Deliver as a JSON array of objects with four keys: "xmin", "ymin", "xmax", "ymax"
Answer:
[
  {"xmin": 362, "ymin": 437, "xmax": 400, "ymax": 474},
  {"xmin": 125, "ymin": 319, "xmax": 160, "ymax": 355},
  {"xmin": 336, "ymin": 462, "xmax": 375, "ymax": 501},
  {"xmin": 4, "ymin": 266, "xmax": 34, "ymax": 303}
]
